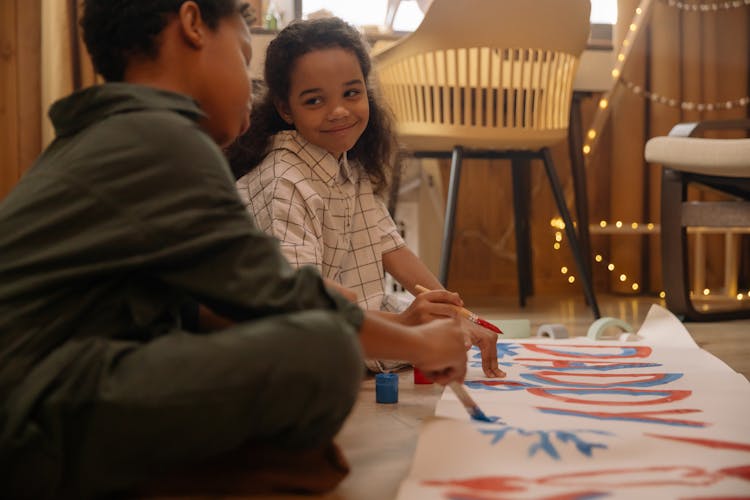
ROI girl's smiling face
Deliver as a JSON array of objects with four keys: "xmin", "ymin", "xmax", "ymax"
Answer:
[{"xmin": 276, "ymin": 47, "xmax": 369, "ymax": 157}]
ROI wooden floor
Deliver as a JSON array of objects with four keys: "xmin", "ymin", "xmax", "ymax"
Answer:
[{"xmin": 204, "ymin": 294, "xmax": 750, "ymax": 500}]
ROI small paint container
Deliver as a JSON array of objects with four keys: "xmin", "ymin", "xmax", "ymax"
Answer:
[
  {"xmin": 413, "ymin": 367, "xmax": 433, "ymax": 384},
  {"xmin": 375, "ymin": 373, "xmax": 399, "ymax": 404}
]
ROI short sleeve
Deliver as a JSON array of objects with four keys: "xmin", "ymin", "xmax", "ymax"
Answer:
[{"xmin": 374, "ymin": 196, "xmax": 405, "ymax": 254}]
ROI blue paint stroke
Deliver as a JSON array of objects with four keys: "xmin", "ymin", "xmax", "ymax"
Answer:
[
  {"xmin": 531, "ymin": 346, "xmax": 642, "ymax": 358},
  {"xmin": 520, "ymin": 372, "xmax": 683, "ymax": 388},
  {"xmin": 478, "ymin": 425, "xmax": 611, "ymax": 460},
  {"xmin": 540, "ymin": 388, "xmax": 680, "ymax": 399},
  {"xmin": 466, "ymin": 380, "xmax": 536, "ymax": 392},
  {"xmin": 522, "ymin": 362, "xmax": 662, "ymax": 372},
  {"xmin": 470, "ymin": 343, "xmax": 522, "ymax": 360}
]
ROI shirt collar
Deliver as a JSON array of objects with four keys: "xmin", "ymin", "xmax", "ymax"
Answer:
[
  {"xmin": 49, "ymin": 82, "xmax": 206, "ymax": 138},
  {"xmin": 271, "ymin": 130, "xmax": 354, "ymax": 185}
]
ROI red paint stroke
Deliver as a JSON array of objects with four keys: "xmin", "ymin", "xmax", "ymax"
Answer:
[
  {"xmin": 443, "ymin": 488, "xmax": 604, "ymax": 500},
  {"xmin": 423, "ymin": 465, "xmax": 750, "ymax": 498},
  {"xmin": 528, "ymin": 387, "xmax": 692, "ymax": 406},
  {"xmin": 538, "ymin": 466, "xmax": 721, "ymax": 488},
  {"xmin": 682, "ymin": 497, "xmax": 750, "ymax": 500},
  {"xmin": 523, "ymin": 344, "xmax": 652, "ymax": 359},
  {"xmin": 472, "ymin": 380, "xmax": 528, "ymax": 388},
  {"xmin": 538, "ymin": 407, "xmax": 707, "ymax": 427},
  {"xmin": 647, "ymin": 434, "xmax": 750, "ymax": 453},
  {"xmin": 425, "ymin": 476, "xmax": 525, "ymax": 493},
  {"xmin": 530, "ymin": 371, "xmax": 675, "ymax": 387}
]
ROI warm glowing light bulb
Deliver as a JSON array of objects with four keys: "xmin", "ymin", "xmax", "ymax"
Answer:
[
  {"xmin": 615, "ymin": 221, "xmax": 623, "ymax": 228},
  {"xmin": 619, "ymin": 274, "xmax": 627, "ymax": 282},
  {"xmin": 618, "ymin": 53, "xmax": 625, "ymax": 62},
  {"xmin": 561, "ymin": 267, "xmax": 568, "ymax": 274},
  {"xmin": 659, "ymin": 291, "xmax": 666, "ymax": 299},
  {"xmin": 583, "ymin": 145, "xmax": 591, "ymax": 155},
  {"xmin": 623, "ymin": 39, "xmax": 630, "ymax": 47},
  {"xmin": 631, "ymin": 222, "xmax": 639, "ymax": 229},
  {"xmin": 647, "ymin": 223, "xmax": 655, "ymax": 230},
  {"xmin": 630, "ymin": 23, "xmax": 637, "ymax": 31},
  {"xmin": 599, "ymin": 99, "xmax": 609, "ymax": 109},
  {"xmin": 737, "ymin": 294, "xmax": 744, "ymax": 300},
  {"xmin": 599, "ymin": 220, "xmax": 607, "ymax": 228},
  {"xmin": 636, "ymin": 7, "xmax": 642, "ymax": 14},
  {"xmin": 568, "ymin": 276, "xmax": 575, "ymax": 283},
  {"xmin": 595, "ymin": 254, "xmax": 603, "ymax": 262},
  {"xmin": 555, "ymin": 232, "xmax": 562, "ymax": 242},
  {"xmin": 553, "ymin": 242, "xmax": 561, "ymax": 250},
  {"xmin": 703, "ymin": 288, "xmax": 710, "ymax": 296},
  {"xmin": 607, "ymin": 264, "xmax": 615, "ymax": 271},
  {"xmin": 611, "ymin": 69, "xmax": 620, "ymax": 78},
  {"xmin": 587, "ymin": 129, "xmax": 596, "ymax": 139},
  {"xmin": 632, "ymin": 283, "xmax": 639, "ymax": 291}
]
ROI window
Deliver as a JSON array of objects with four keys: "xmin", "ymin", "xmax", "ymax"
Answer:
[{"xmin": 300, "ymin": 0, "xmax": 618, "ymax": 31}]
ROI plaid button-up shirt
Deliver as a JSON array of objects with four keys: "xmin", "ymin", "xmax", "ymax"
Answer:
[{"xmin": 237, "ymin": 130, "xmax": 405, "ymax": 311}]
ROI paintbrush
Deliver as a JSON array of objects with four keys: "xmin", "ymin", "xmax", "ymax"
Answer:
[
  {"xmin": 414, "ymin": 285, "xmax": 503, "ymax": 335},
  {"xmin": 448, "ymin": 381, "xmax": 492, "ymax": 422}
]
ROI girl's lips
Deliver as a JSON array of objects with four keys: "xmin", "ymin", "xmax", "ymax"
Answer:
[{"xmin": 323, "ymin": 122, "xmax": 357, "ymax": 133}]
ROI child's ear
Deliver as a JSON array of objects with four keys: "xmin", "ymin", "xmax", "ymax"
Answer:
[
  {"xmin": 178, "ymin": 1, "xmax": 206, "ymax": 49},
  {"xmin": 274, "ymin": 98, "xmax": 294, "ymax": 125}
]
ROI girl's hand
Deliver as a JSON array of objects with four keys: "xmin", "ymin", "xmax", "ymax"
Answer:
[
  {"xmin": 399, "ymin": 289, "xmax": 463, "ymax": 326},
  {"xmin": 465, "ymin": 321, "xmax": 506, "ymax": 378},
  {"xmin": 411, "ymin": 317, "xmax": 468, "ymax": 385}
]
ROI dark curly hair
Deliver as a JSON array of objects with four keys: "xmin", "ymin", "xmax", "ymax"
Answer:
[
  {"xmin": 227, "ymin": 17, "xmax": 396, "ymax": 194},
  {"xmin": 81, "ymin": 0, "xmax": 253, "ymax": 82}
]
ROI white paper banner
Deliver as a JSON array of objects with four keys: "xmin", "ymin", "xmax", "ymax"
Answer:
[{"xmin": 396, "ymin": 305, "xmax": 750, "ymax": 499}]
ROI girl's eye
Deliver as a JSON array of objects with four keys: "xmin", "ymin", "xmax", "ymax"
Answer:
[
  {"xmin": 304, "ymin": 97, "xmax": 322, "ymax": 106},
  {"xmin": 344, "ymin": 89, "xmax": 361, "ymax": 98}
]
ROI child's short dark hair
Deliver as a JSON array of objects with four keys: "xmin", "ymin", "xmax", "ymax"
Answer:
[
  {"xmin": 228, "ymin": 17, "xmax": 396, "ymax": 194},
  {"xmin": 81, "ymin": 0, "xmax": 249, "ymax": 81}
]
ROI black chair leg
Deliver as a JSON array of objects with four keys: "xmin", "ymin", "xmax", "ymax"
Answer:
[
  {"xmin": 511, "ymin": 156, "xmax": 532, "ymax": 307},
  {"xmin": 568, "ymin": 96, "xmax": 594, "ymax": 295},
  {"xmin": 439, "ymin": 146, "xmax": 463, "ymax": 286},
  {"xmin": 542, "ymin": 148, "xmax": 601, "ymax": 319},
  {"xmin": 661, "ymin": 168, "xmax": 693, "ymax": 320}
]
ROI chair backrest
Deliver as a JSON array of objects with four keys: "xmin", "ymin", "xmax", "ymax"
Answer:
[{"xmin": 372, "ymin": 0, "xmax": 591, "ymax": 150}]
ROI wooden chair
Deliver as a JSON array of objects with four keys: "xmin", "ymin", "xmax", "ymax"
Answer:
[
  {"xmin": 372, "ymin": 0, "xmax": 599, "ymax": 318},
  {"xmin": 645, "ymin": 119, "xmax": 750, "ymax": 321}
]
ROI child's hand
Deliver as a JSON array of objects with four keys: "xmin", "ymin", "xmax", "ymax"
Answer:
[
  {"xmin": 465, "ymin": 321, "xmax": 506, "ymax": 378},
  {"xmin": 411, "ymin": 317, "xmax": 468, "ymax": 385},
  {"xmin": 399, "ymin": 289, "xmax": 463, "ymax": 326}
]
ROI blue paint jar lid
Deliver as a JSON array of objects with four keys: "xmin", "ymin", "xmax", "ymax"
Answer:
[{"xmin": 375, "ymin": 373, "xmax": 398, "ymax": 404}]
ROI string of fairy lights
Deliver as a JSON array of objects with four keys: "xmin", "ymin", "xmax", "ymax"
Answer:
[
  {"xmin": 567, "ymin": 0, "xmax": 750, "ymax": 301},
  {"xmin": 550, "ymin": 218, "xmax": 750, "ymax": 301},
  {"xmin": 581, "ymin": 0, "xmax": 750, "ymax": 160},
  {"xmin": 658, "ymin": 0, "xmax": 750, "ymax": 11}
]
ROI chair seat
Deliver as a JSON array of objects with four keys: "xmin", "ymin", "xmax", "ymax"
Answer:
[
  {"xmin": 645, "ymin": 137, "xmax": 750, "ymax": 177},
  {"xmin": 397, "ymin": 126, "xmax": 569, "ymax": 151}
]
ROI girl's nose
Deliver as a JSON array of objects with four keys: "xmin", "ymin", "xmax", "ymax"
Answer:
[{"xmin": 328, "ymin": 104, "xmax": 349, "ymax": 120}]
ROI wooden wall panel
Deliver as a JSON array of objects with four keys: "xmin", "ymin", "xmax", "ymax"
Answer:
[{"xmin": 0, "ymin": 0, "xmax": 41, "ymax": 200}]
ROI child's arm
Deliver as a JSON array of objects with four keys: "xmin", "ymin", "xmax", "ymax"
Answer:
[{"xmin": 382, "ymin": 246, "xmax": 442, "ymax": 294}]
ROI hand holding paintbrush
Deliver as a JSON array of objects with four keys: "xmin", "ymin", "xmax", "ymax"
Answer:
[{"xmin": 414, "ymin": 285, "xmax": 503, "ymax": 335}]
